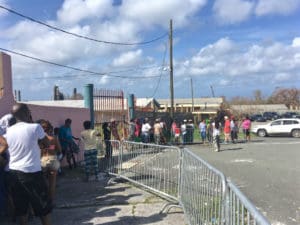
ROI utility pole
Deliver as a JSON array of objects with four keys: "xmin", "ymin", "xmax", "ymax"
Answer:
[
  {"xmin": 210, "ymin": 85, "xmax": 215, "ymax": 97},
  {"xmin": 169, "ymin": 19, "xmax": 174, "ymax": 118},
  {"xmin": 190, "ymin": 77, "xmax": 194, "ymax": 112}
]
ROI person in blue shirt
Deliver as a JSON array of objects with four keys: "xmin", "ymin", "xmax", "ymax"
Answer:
[{"xmin": 59, "ymin": 118, "xmax": 79, "ymax": 169}]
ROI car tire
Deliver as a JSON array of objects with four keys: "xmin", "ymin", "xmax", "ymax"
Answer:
[
  {"xmin": 257, "ymin": 129, "xmax": 267, "ymax": 137},
  {"xmin": 291, "ymin": 129, "xmax": 300, "ymax": 138}
]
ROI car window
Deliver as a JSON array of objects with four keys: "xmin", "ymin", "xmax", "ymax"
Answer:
[
  {"xmin": 271, "ymin": 121, "xmax": 281, "ymax": 126},
  {"xmin": 283, "ymin": 120, "xmax": 294, "ymax": 125},
  {"xmin": 292, "ymin": 120, "xmax": 299, "ymax": 124}
]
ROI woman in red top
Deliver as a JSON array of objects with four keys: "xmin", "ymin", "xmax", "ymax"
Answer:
[{"xmin": 223, "ymin": 116, "xmax": 231, "ymax": 143}]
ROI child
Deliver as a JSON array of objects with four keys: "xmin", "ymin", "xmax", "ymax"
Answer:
[{"xmin": 80, "ymin": 121, "xmax": 103, "ymax": 182}]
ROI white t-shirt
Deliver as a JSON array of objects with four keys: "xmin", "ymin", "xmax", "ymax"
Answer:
[
  {"xmin": 81, "ymin": 129, "xmax": 99, "ymax": 150},
  {"xmin": 181, "ymin": 124, "xmax": 187, "ymax": 134},
  {"xmin": 0, "ymin": 113, "xmax": 13, "ymax": 133},
  {"xmin": 230, "ymin": 120, "xmax": 235, "ymax": 129},
  {"xmin": 141, "ymin": 123, "xmax": 151, "ymax": 133},
  {"xmin": 4, "ymin": 122, "xmax": 45, "ymax": 173},
  {"xmin": 212, "ymin": 122, "xmax": 220, "ymax": 137}
]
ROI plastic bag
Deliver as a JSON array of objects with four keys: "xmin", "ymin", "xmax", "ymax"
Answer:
[{"xmin": 96, "ymin": 138, "xmax": 105, "ymax": 156}]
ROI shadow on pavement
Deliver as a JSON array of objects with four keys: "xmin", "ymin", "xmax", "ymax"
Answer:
[
  {"xmin": 0, "ymin": 166, "xmax": 185, "ymax": 225},
  {"xmin": 220, "ymin": 147, "xmax": 243, "ymax": 152}
]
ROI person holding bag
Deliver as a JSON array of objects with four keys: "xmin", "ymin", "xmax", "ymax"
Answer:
[{"xmin": 80, "ymin": 121, "xmax": 104, "ymax": 182}]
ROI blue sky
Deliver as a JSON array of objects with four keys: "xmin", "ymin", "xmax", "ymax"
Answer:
[{"xmin": 0, "ymin": 0, "xmax": 300, "ymax": 101}]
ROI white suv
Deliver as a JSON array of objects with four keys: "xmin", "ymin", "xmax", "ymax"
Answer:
[{"xmin": 251, "ymin": 118, "xmax": 300, "ymax": 138}]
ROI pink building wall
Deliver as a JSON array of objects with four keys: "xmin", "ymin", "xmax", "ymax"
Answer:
[
  {"xmin": 0, "ymin": 52, "xmax": 90, "ymax": 161},
  {"xmin": 28, "ymin": 104, "xmax": 89, "ymax": 138},
  {"xmin": 0, "ymin": 52, "xmax": 15, "ymax": 116}
]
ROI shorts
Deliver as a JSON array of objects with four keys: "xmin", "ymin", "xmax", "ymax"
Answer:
[
  {"xmin": 243, "ymin": 129, "xmax": 250, "ymax": 136},
  {"xmin": 7, "ymin": 170, "xmax": 53, "ymax": 217},
  {"xmin": 41, "ymin": 155, "xmax": 60, "ymax": 171}
]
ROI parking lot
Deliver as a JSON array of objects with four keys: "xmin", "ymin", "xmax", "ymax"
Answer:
[{"xmin": 188, "ymin": 136, "xmax": 300, "ymax": 225}]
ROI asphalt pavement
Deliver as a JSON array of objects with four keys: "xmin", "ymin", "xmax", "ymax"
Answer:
[{"xmin": 188, "ymin": 136, "xmax": 300, "ymax": 225}]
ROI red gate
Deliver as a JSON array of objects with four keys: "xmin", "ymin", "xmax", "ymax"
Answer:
[{"xmin": 93, "ymin": 89, "xmax": 128, "ymax": 139}]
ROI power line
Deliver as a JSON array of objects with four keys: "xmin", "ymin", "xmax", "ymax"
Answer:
[
  {"xmin": 0, "ymin": 5, "xmax": 168, "ymax": 46},
  {"xmin": 0, "ymin": 47, "xmax": 162, "ymax": 79},
  {"xmin": 15, "ymin": 71, "xmax": 166, "ymax": 80},
  {"xmin": 149, "ymin": 42, "xmax": 168, "ymax": 98}
]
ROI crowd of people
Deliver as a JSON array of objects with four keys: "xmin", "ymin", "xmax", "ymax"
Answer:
[
  {"xmin": 0, "ymin": 103, "xmax": 112, "ymax": 225},
  {"xmin": 124, "ymin": 115, "xmax": 252, "ymax": 149},
  {"xmin": 0, "ymin": 103, "xmax": 253, "ymax": 224},
  {"xmin": 126, "ymin": 117, "xmax": 199, "ymax": 145},
  {"xmin": 196, "ymin": 115, "xmax": 252, "ymax": 152},
  {"xmin": 126, "ymin": 117, "xmax": 169, "ymax": 145},
  {"xmin": 0, "ymin": 104, "xmax": 53, "ymax": 225}
]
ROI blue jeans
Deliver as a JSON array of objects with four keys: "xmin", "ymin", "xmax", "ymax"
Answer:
[{"xmin": 142, "ymin": 132, "xmax": 150, "ymax": 143}]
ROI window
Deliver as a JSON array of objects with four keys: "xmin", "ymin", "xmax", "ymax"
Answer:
[
  {"xmin": 283, "ymin": 120, "xmax": 299, "ymax": 125},
  {"xmin": 283, "ymin": 120, "xmax": 293, "ymax": 125},
  {"xmin": 271, "ymin": 121, "xmax": 281, "ymax": 126}
]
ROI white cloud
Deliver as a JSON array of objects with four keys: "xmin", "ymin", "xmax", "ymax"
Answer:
[
  {"xmin": 112, "ymin": 49, "xmax": 143, "ymax": 67},
  {"xmin": 2, "ymin": 0, "xmax": 208, "ymax": 68},
  {"xmin": 2, "ymin": 0, "xmax": 300, "ymax": 99},
  {"xmin": 292, "ymin": 37, "xmax": 300, "ymax": 47},
  {"xmin": 6, "ymin": 22, "xmax": 101, "ymax": 71},
  {"xmin": 120, "ymin": 0, "xmax": 207, "ymax": 28},
  {"xmin": 94, "ymin": 19, "xmax": 140, "ymax": 46},
  {"xmin": 3, "ymin": 0, "xmax": 208, "ymax": 77},
  {"xmin": 187, "ymin": 38, "xmax": 236, "ymax": 76},
  {"xmin": 98, "ymin": 75, "xmax": 109, "ymax": 85},
  {"xmin": 177, "ymin": 37, "xmax": 300, "ymax": 82},
  {"xmin": 219, "ymin": 79, "xmax": 230, "ymax": 86},
  {"xmin": 213, "ymin": 0, "xmax": 254, "ymax": 25},
  {"xmin": 57, "ymin": 0, "xmax": 115, "ymax": 25},
  {"xmin": 274, "ymin": 73, "xmax": 291, "ymax": 81},
  {"xmin": 255, "ymin": 0, "xmax": 300, "ymax": 16}
]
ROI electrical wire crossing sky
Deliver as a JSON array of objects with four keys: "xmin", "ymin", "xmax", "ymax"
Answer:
[{"xmin": 0, "ymin": 0, "xmax": 299, "ymax": 101}]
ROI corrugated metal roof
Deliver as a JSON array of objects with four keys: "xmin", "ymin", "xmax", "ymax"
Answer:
[{"xmin": 158, "ymin": 98, "xmax": 223, "ymax": 106}]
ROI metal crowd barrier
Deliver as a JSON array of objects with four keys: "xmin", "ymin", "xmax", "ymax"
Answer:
[
  {"xmin": 226, "ymin": 180, "xmax": 270, "ymax": 225},
  {"xmin": 98, "ymin": 140, "xmax": 121, "ymax": 175},
  {"xmin": 117, "ymin": 141, "xmax": 181, "ymax": 201},
  {"xmin": 180, "ymin": 148, "xmax": 227, "ymax": 225},
  {"xmin": 102, "ymin": 140, "xmax": 270, "ymax": 225}
]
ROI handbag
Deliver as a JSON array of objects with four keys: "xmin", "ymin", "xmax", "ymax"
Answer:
[
  {"xmin": 70, "ymin": 140, "xmax": 80, "ymax": 154},
  {"xmin": 96, "ymin": 138, "xmax": 105, "ymax": 156}
]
